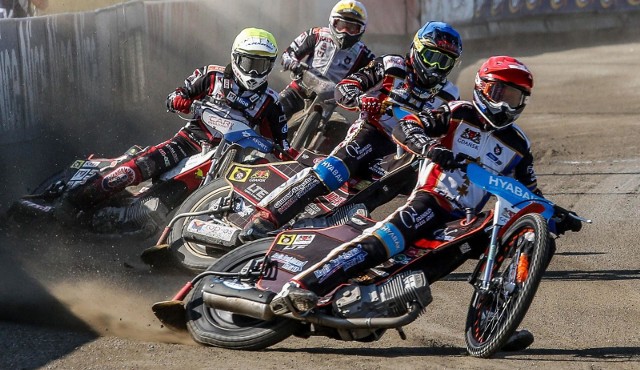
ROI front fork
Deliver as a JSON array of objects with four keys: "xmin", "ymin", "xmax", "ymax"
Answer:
[{"xmin": 472, "ymin": 198, "xmax": 504, "ymax": 291}]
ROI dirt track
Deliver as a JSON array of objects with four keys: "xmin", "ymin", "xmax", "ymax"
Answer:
[{"xmin": 1, "ymin": 32, "xmax": 639, "ymax": 369}]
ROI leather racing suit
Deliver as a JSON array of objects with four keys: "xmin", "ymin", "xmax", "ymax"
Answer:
[
  {"xmin": 288, "ymin": 100, "xmax": 540, "ymax": 296},
  {"xmin": 68, "ymin": 64, "xmax": 289, "ymax": 209},
  {"xmin": 254, "ymin": 54, "xmax": 460, "ymax": 230},
  {"xmin": 279, "ymin": 27, "xmax": 375, "ymax": 118}
]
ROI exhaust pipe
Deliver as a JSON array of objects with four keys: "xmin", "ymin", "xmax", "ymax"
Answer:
[
  {"xmin": 202, "ymin": 291, "xmax": 276, "ymax": 321},
  {"xmin": 202, "ymin": 290, "xmax": 424, "ymax": 329}
]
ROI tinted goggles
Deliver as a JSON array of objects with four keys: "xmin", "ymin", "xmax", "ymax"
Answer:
[
  {"xmin": 417, "ymin": 48, "xmax": 457, "ymax": 70},
  {"xmin": 332, "ymin": 18, "xmax": 365, "ymax": 36},
  {"xmin": 482, "ymin": 80, "xmax": 529, "ymax": 109},
  {"xmin": 234, "ymin": 54, "xmax": 274, "ymax": 76}
]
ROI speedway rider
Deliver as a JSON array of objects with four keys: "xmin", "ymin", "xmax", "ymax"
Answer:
[
  {"xmin": 65, "ymin": 28, "xmax": 292, "ymax": 234},
  {"xmin": 241, "ymin": 21, "xmax": 463, "ymax": 240},
  {"xmin": 268, "ymin": 56, "xmax": 583, "ymax": 349},
  {"xmin": 278, "ymin": 0, "xmax": 375, "ymax": 120}
]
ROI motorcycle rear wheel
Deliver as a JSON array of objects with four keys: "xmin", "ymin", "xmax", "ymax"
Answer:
[
  {"xmin": 167, "ymin": 179, "xmax": 235, "ymax": 272},
  {"xmin": 186, "ymin": 239, "xmax": 299, "ymax": 350},
  {"xmin": 464, "ymin": 213, "xmax": 551, "ymax": 358}
]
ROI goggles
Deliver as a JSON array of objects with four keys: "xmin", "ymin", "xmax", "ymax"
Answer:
[
  {"xmin": 481, "ymin": 80, "xmax": 529, "ymax": 109},
  {"xmin": 416, "ymin": 47, "xmax": 457, "ymax": 71},
  {"xmin": 234, "ymin": 53, "xmax": 274, "ymax": 76},
  {"xmin": 332, "ymin": 18, "xmax": 365, "ymax": 36}
]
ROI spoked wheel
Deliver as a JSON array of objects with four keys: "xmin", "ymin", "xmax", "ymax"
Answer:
[
  {"xmin": 186, "ymin": 239, "xmax": 299, "ymax": 350},
  {"xmin": 167, "ymin": 179, "xmax": 236, "ymax": 272},
  {"xmin": 465, "ymin": 213, "xmax": 551, "ymax": 358}
]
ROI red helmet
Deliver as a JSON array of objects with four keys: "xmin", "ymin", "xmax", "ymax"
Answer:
[{"xmin": 472, "ymin": 56, "xmax": 533, "ymax": 129}]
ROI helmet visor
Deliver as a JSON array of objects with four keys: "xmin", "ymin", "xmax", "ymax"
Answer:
[
  {"xmin": 332, "ymin": 18, "xmax": 365, "ymax": 36},
  {"xmin": 482, "ymin": 80, "xmax": 529, "ymax": 109},
  {"xmin": 416, "ymin": 47, "xmax": 456, "ymax": 71},
  {"xmin": 234, "ymin": 54, "xmax": 274, "ymax": 76}
]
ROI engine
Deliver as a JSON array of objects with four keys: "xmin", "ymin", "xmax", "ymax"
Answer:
[{"xmin": 330, "ymin": 271, "xmax": 432, "ymax": 341}]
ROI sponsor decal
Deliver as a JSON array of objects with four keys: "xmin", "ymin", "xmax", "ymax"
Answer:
[
  {"xmin": 270, "ymin": 252, "xmax": 307, "ymax": 273},
  {"xmin": 70, "ymin": 160, "xmax": 85, "ymax": 169},
  {"xmin": 293, "ymin": 234, "xmax": 315, "ymax": 245},
  {"xmin": 228, "ymin": 167, "xmax": 252, "ymax": 182},
  {"xmin": 461, "ymin": 128, "xmax": 482, "ymax": 144},
  {"xmin": 102, "ymin": 167, "xmax": 135, "ymax": 190},
  {"xmin": 303, "ymin": 203, "xmax": 322, "ymax": 216},
  {"xmin": 282, "ymin": 234, "xmax": 315, "ymax": 250},
  {"xmin": 393, "ymin": 254, "xmax": 411, "ymax": 265},
  {"xmin": 399, "ymin": 206, "xmax": 435, "ymax": 230},
  {"xmin": 488, "ymin": 175, "xmax": 532, "ymax": 200},
  {"xmin": 323, "ymin": 192, "xmax": 347, "ymax": 207},
  {"xmin": 273, "ymin": 177, "xmax": 320, "ymax": 211},
  {"xmin": 432, "ymin": 228, "xmax": 456, "ymax": 241},
  {"xmin": 245, "ymin": 183, "xmax": 269, "ymax": 201},
  {"xmin": 204, "ymin": 114, "xmax": 234, "ymax": 131},
  {"xmin": 277, "ymin": 234, "xmax": 296, "ymax": 245},
  {"xmin": 158, "ymin": 148, "xmax": 171, "ymax": 167},
  {"xmin": 494, "ymin": 144, "xmax": 503, "ymax": 155},
  {"xmin": 345, "ymin": 142, "xmax": 373, "ymax": 160},
  {"xmin": 313, "ymin": 244, "xmax": 368, "ymax": 282},
  {"xmin": 486, "ymin": 152, "xmax": 503, "ymax": 166},
  {"xmin": 250, "ymin": 170, "xmax": 270, "ymax": 182}
]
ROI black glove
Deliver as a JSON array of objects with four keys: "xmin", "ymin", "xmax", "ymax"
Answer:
[
  {"xmin": 426, "ymin": 145, "xmax": 456, "ymax": 170},
  {"xmin": 554, "ymin": 208, "xmax": 583, "ymax": 234},
  {"xmin": 283, "ymin": 59, "xmax": 305, "ymax": 74},
  {"xmin": 432, "ymin": 104, "xmax": 451, "ymax": 126}
]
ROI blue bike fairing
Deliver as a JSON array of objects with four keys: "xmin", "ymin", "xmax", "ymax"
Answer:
[
  {"xmin": 372, "ymin": 222, "xmax": 405, "ymax": 256},
  {"xmin": 225, "ymin": 130, "xmax": 274, "ymax": 153},
  {"xmin": 313, "ymin": 156, "xmax": 349, "ymax": 191},
  {"xmin": 466, "ymin": 162, "xmax": 555, "ymax": 219},
  {"xmin": 392, "ymin": 105, "xmax": 415, "ymax": 121}
]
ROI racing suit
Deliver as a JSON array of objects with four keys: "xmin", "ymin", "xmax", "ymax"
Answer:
[
  {"xmin": 68, "ymin": 64, "xmax": 289, "ymax": 209},
  {"xmin": 250, "ymin": 54, "xmax": 460, "ymax": 231},
  {"xmin": 289, "ymin": 100, "xmax": 541, "ymax": 296},
  {"xmin": 279, "ymin": 27, "xmax": 375, "ymax": 118}
]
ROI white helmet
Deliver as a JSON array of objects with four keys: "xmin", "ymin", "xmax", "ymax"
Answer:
[
  {"xmin": 329, "ymin": 0, "xmax": 367, "ymax": 49},
  {"xmin": 231, "ymin": 28, "xmax": 278, "ymax": 90}
]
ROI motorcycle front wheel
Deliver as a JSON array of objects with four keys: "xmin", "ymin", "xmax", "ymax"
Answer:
[
  {"xmin": 167, "ymin": 179, "xmax": 236, "ymax": 272},
  {"xmin": 464, "ymin": 213, "xmax": 551, "ymax": 358},
  {"xmin": 186, "ymin": 239, "xmax": 299, "ymax": 350},
  {"xmin": 290, "ymin": 110, "xmax": 321, "ymax": 151}
]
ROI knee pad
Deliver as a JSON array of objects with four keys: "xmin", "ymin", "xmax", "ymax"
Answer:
[
  {"xmin": 371, "ymin": 222, "xmax": 406, "ymax": 256},
  {"xmin": 313, "ymin": 156, "xmax": 349, "ymax": 191}
]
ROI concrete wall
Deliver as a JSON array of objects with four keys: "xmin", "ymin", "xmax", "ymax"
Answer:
[{"xmin": 1, "ymin": 0, "xmax": 638, "ymax": 212}]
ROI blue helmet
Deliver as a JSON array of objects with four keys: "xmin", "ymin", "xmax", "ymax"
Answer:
[{"xmin": 409, "ymin": 22, "xmax": 462, "ymax": 88}]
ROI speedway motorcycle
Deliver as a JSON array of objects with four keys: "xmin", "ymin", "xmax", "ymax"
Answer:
[
  {"xmin": 286, "ymin": 63, "xmax": 350, "ymax": 154},
  {"xmin": 140, "ymin": 100, "xmax": 427, "ymax": 272},
  {"xmin": 7, "ymin": 99, "xmax": 291, "ymax": 238},
  {"xmin": 152, "ymin": 155, "xmax": 589, "ymax": 358}
]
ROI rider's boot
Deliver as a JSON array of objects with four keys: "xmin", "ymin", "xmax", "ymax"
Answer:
[
  {"xmin": 501, "ymin": 329, "xmax": 535, "ymax": 351},
  {"xmin": 92, "ymin": 197, "xmax": 168, "ymax": 238},
  {"xmin": 240, "ymin": 169, "xmax": 331, "ymax": 242},
  {"xmin": 269, "ymin": 281, "xmax": 318, "ymax": 315}
]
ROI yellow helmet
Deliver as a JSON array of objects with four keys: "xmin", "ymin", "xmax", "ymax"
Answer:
[
  {"xmin": 329, "ymin": 0, "xmax": 367, "ymax": 49},
  {"xmin": 231, "ymin": 28, "xmax": 278, "ymax": 90}
]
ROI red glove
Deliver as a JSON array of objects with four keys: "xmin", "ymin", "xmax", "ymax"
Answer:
[
  {"xmin": 277, "ymin": 147, "xmax": 299, "ymax": 161},
  {"xmin": 172, "ymin": 95, "xmax": 192, "ymax": 113},
  {"xmin": 359, "ymin": 96, "xmax": 382, "ymax": 115}
]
